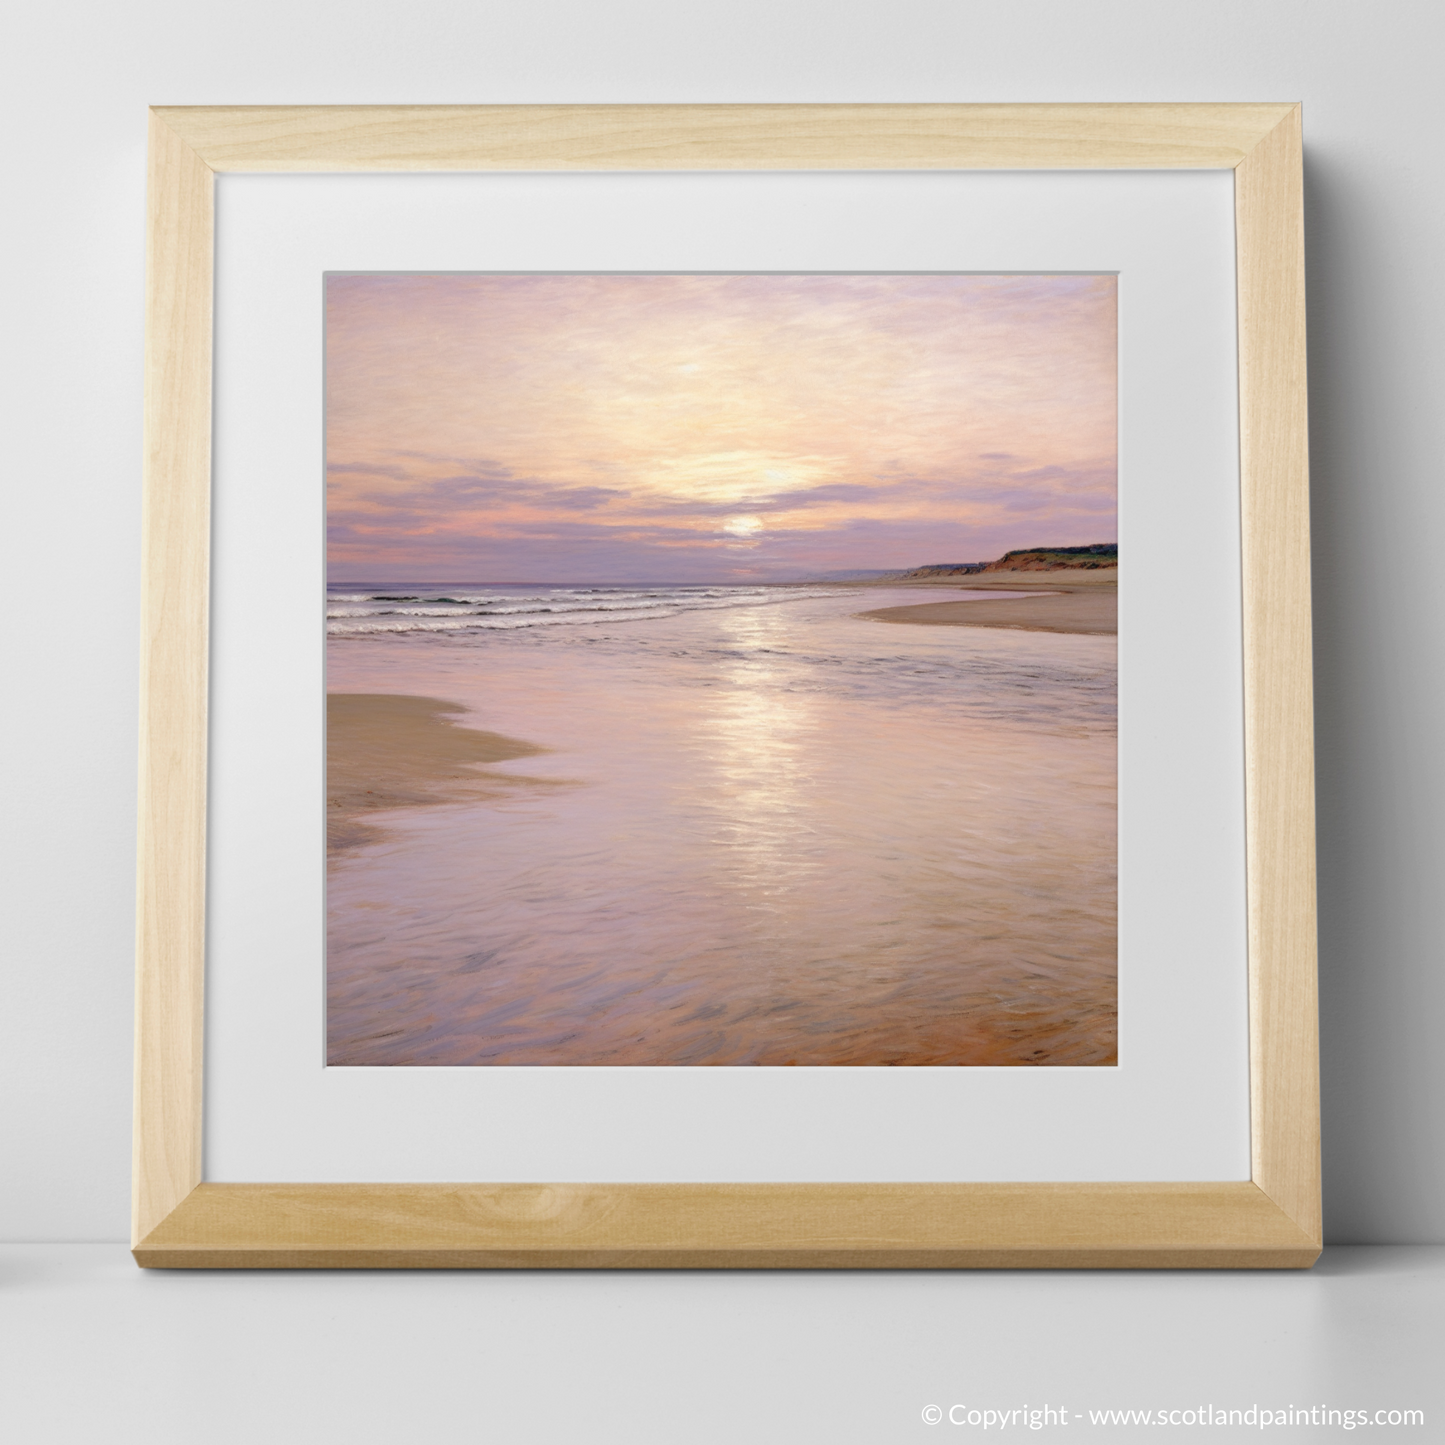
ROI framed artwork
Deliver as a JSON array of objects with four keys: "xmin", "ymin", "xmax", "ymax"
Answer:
[{"xmin": 135, "ymin": 104, "xmax": 1318, "ymax": 1267}]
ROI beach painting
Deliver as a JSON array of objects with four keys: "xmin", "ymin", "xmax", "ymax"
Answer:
[{"xmin": 326, "ymin": 274, "xmax": 1117, "ymax": 1066}]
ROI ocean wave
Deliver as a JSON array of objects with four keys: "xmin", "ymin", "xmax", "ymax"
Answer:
[
  {"xmin": 328, "ymin": 611, "xmax": 684, "ymax": 635},
  {"xmin": 332, "ymin": 586, "xmax": 765, "ymax": 608},
  {"xmin": 326, "ymin": 585, "xmax": 852, "ymax": 635}
]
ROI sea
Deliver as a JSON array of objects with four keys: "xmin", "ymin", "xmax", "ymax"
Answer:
[{"xmin": 325, "ymin": 582, "xmax": 1117, "ymax": 1066}]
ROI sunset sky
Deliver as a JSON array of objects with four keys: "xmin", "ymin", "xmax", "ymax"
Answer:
[{"xmin": 326, "ymin": 273, "xmax": 1116, "ymax": 583}]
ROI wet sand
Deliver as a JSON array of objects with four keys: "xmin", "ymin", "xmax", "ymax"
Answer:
[
  {"xmin": 327, "ymin": 693, "xmax": 552, "ymax": 855},
  {"xmin": 856, "ymin": 589, "xmax": 1116, "ymax": 635}
]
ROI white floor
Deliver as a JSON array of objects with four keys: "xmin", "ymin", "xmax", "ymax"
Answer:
[{"xmin": 3, "ymin": 1246, "xmax": 1440, "ymax": 1443}]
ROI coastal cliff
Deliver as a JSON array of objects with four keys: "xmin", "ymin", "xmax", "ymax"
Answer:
[{"xmin": 899, "ymin": 543, "xmax": 1117, "ymax": 579}]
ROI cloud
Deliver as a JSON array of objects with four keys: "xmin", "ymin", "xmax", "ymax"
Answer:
[
  {"xmin": 326, "ymin": 461, "xmax": 410, "ymax": 479},
  {"xmin": 430, "ymin": 475, "xmax": 628, "ymax": 512},
  {"xmin": 348, "ymin": 471, "xmax": 631, "ymax": 516}
]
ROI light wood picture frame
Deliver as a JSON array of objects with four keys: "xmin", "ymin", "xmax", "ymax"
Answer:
[{"xmin": 135, "ymin": 103, "xmax": 1318, "ymax": 1268}]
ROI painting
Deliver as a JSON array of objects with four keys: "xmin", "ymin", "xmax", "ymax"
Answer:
[{"xmin": 325, "ymin": 272, "xmax": 1117, "ymax": 1067}]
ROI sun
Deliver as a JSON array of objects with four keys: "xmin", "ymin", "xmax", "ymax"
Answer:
[{"xmin": 722, "ymin": 515, "xmax": 764, "ymax": 537}]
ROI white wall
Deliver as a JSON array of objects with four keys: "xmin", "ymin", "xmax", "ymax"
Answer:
[{"xmin": 3, "ymin": 0, "xmax": 1441, "ymax": 1243}]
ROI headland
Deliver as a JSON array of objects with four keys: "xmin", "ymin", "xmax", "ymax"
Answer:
[{"xmin": 852, "ymin": 544, "xmax": 1117, "ymax": 635}]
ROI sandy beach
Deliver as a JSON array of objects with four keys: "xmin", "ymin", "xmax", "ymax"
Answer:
[
  {"xmin": 856, "ymin": 587, "xmax": 1116, "ymax": 635},
  {"xmin": 327, "ymin": 693, "xmax": 552, "ymax": 855}
]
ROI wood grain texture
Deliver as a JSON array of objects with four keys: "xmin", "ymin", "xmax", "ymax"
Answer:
[
  {"xmin": 134, "ymin": 102, "xmax": 1320, "ymax": 1267},
  {"xmin": 1235, "ymin": 106, "xmax": 1322, "ymax": 1243},
  {"xmin": 134, "ymin": 1183, "xmax": 1319, "ymax": 1268},
  {"xmin": 133, "ymin": 112, "xmax": 214, "ymax": 1246},
  {"xmin": 154, "ymin": 102, "xmax": 1297, "ymax": 173}
]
